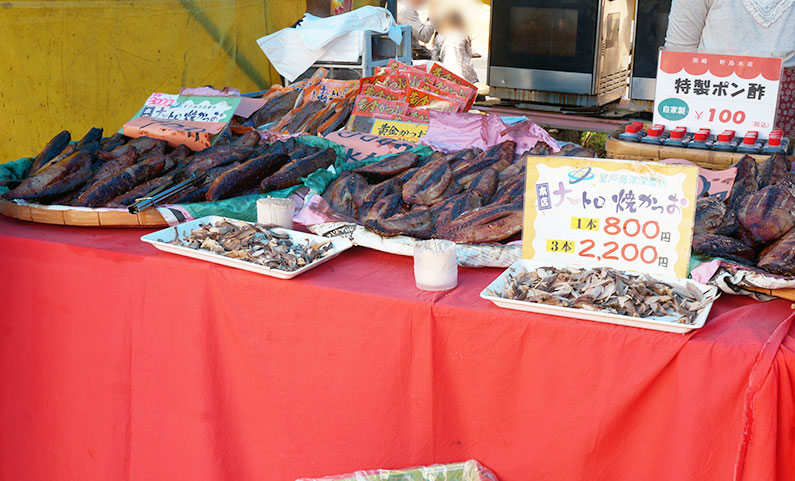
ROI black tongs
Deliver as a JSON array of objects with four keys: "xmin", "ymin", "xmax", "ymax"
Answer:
[{"xmin": 128, "ymin": 172, "xmax": 206, "ymax": 214}]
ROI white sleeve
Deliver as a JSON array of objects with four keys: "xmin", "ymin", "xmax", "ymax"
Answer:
[{"xmin": 664, "ymin": 0, "xmax": 710, "ymax": 51}]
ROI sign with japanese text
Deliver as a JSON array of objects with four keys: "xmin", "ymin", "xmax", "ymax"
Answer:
[
  {"xmin": 370, "ymin": 119, "xmax": 427, "ymax": 142},
  {"xmin": 324, "ymin": 130, "xmax": 416, "ymax": 162},
  {"xmin": 653, "ymin": 51, "xmax": 782, "ymax": 136},
  {"xmin": 123, "ymin": 93, "xmax": 242, "ymax": 150},
  {"xmin": 123, "ymin": 117, "xmax": 227, "ymax": 151},
  {"xmin": 522, "ymin": 157, "xmax": 699, "ymax": 278}
]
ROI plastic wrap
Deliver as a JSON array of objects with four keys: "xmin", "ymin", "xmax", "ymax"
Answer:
[{"xmin": 296, "ymin": 460, "xmax": 499, "ymax": 481}]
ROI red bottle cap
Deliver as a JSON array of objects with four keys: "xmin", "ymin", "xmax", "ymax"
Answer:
[
  {"xmin": 743, "ymin": 136, "xmax": 756, "ymax": 145},
  {"xmin": 648, "ymin": 128, "xmax": 663, "ymax": 136},
  {"xmin": 768, "ymin": 137, "xmax": 782, "ymax": 146},
  {"xmin": 625, "ymin": 123, "xmax": 641, "ymax": 133},
  {"xmin": 717, "ymin": 133, "xmax": 732, "ymax": 142},
  {"xmin": 694, "ymin": 132, "xmax": 709, "ymax": 141},
  {"xmin": 670, "ymin": 130, "xmax": 686, "ymax": 139}
]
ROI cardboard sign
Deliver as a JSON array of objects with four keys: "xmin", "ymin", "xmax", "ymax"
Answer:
[
  {"xmin": 370, "ymin": 119, "xmax": 428, "ymax": 142},
  {"xmin": 653, "ymin": 51, "xmax": 782, "ymax": 136},
  {"xmin": 324, "ymin": 130, "xmax": 416, "ymax": 162},
  {"xmin": 123, "ymin": 117, "xmax": 227, "ymax": 151},
  {"xmin": 522, "ymin": 157, "xmax": 699, "ymax": 278},
  {"xmin": 123, "ymin": 93, "xmax": 242, "ymax": 150}
]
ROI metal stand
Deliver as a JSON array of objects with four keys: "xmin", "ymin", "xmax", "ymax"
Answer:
[{"xmin": 311, "ymin": 24, "xmax": 412, "ymax": 78}]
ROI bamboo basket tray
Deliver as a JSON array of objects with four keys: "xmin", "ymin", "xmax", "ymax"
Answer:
[
  {"xmin": 0, "ymin": 198, "xmax": 169, "ymax": 227},
  {"xmin": 606, "ymin": 133, "xmax": 794, "ymax": 170}
]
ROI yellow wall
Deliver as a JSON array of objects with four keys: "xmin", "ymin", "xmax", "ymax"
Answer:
[{"xmin": 0, "ymin": 0, "xmax": 357, "ymax": 162}]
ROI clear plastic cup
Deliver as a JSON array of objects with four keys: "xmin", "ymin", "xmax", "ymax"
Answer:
[
  {"xmin": 413, "ymin": 239, "xmax": 458, "ymax": 291},
  {"xmin": 256, "ymin": 197, "xmax": 294, "ymax": 229}
]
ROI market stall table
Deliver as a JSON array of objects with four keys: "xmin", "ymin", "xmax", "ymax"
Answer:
[{"xmin": 1, "ymin": 216, "xmax": 794, "ymax": 481}]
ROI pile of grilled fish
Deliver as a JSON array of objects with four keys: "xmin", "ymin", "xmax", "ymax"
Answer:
[
  {"xmin": 170, "ymin": 219, "xmax": 334, "ymax": 272},
  {"xmin": 246, "ymin": 87, "xmax": 354, "ymax": 136},
  {"xmin": 321, "ymin": 141, "xmax": 594, "ymax": 244},
  {"xmin": 3, "ymin": 129, "xmax": 335, "ymax": 208},
  {"xmin": 692, "ymin": 153, "xmax": 795, "ymax": 276},
  {"xmin": 490, "ymin": 266, "xmax": 712, "ymax": 324}
]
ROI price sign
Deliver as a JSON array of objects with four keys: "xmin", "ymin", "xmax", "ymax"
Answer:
[
  {"xmin": 370, "ymin": 119, "xmax": 428, "ymax": 142},
  {"xmin": 123, "ymin": 93, "xmax": 242, "ymax": 151},
  {"xmin": 523, "ymin": 157, "xmax": 699, "ymax": 278},
  {"xmin": 653, "ymin": 51, "xmax": 782, "ymax": 136}
]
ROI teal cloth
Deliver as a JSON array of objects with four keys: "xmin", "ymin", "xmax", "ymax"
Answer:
[{"xmin": 0, "ymin": 157, "xmax": 32, "ymax": 194}]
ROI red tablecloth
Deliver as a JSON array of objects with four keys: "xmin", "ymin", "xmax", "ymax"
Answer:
[{"xmin": 1, "ymin": 216, "xmax": 794, "ymax": 481}]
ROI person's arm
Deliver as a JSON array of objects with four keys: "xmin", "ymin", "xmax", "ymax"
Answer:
[
  {"xmin": 664, "ymin": 0, "xmax": 710, "ymax": 51},
  {"xmin": 398, "ymin": 8, "xmax": 435, "ymax": 44}
]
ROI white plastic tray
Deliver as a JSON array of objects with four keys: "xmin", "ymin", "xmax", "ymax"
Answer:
[
  {"xmin": 480, "ymin": 259, "xmax": 719, "ymax": 334},
  {"xmin": 141, "ymin": 216, "xmax": 353, "ymax": 279}
]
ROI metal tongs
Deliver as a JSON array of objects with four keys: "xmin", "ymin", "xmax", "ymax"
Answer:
[{"xmin": 128, "ymin": 171, "xmax": 207, "ymax": 214}]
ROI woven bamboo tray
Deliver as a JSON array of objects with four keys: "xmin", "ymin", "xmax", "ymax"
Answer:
[
  {"xmin": 0, "ymin": 198, "xmax": 168, "ymax": 227},
  {"xmin": 606, "ymin": 133, "xmax": 793, "ymax": 170}
]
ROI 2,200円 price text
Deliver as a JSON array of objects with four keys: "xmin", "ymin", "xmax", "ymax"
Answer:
[{"xmin": 545, "ymin": 217, "xmax": 672, "ymax": 267}]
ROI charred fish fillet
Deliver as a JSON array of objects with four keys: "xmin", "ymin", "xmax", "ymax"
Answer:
[
  {"xmin": 435, "ymin": 202, "xmax": 523, "ymax": 243},
  {"xmin": 259, "ymin": 148, "xmax": 336, "ymax": 192},
  {"xmin": 402, "ymin": 159, "xmax": 454, "ymax": 205},
  {"xmin": 354, "ymin": 152, "xmax": 420, "ymax": 179},
  {"xmin": 206, "ymin": 153, "xmax": 290, "ymax": 201}
]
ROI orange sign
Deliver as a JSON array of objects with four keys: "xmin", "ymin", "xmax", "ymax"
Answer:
[{"xmin": 123, "ymin": 116, "xmax": 227, "ymax": 151}]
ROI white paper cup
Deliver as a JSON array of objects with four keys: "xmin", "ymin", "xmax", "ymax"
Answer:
[
  {"xmin": 256, "ymin": 197, "xmax": 294, "ymax": 229},
  {"xmin": 413, "ymin": 239, "xmax": 458, "ymax": 291}
]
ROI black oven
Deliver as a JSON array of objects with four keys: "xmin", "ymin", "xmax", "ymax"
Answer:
[{"xmin": 488, "ymin": 0, "xmax": 635, "ymax": 107}]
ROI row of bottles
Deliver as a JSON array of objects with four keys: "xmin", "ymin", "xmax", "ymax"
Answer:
[{"xmin": 618, "ymin": 121, "xmax": 789, "ymax": 155}]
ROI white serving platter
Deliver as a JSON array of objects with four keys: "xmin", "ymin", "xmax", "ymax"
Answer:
[
  {"xmin": 480, "ymin": 259, "xmax": 719, "ymax": 334},
  {"xmin": 141, "ymin": 215, "xmax": 353, "ymax": 280}
]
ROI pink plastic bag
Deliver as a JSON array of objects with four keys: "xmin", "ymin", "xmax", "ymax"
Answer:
[{"xmin": 420, "ymin": 111, "xmax": 559, "ymax": 155}]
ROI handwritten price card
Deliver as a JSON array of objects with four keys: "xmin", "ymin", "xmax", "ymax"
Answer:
[
  {"xmin": 123, "ymin": 94, "xmax": 242, "ymax": 151},
  {"xmin": 370, "ymin": 119, "xmax": 428, "ymax": 142},
  {"xmin": 653, "ymin": 51, "xmax": 782, "ymax": 136},
  {"xmin": 523, "ymin": 158, "xmax": 699, "ymax": 278}
]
